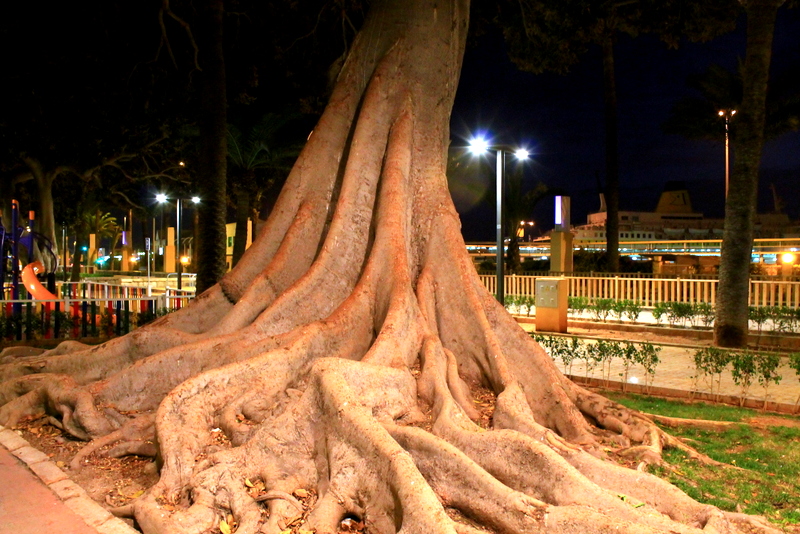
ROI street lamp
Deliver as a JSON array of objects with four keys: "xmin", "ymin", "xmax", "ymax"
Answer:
[
  {"xmin": 469, "ymin": 136, "xmax": 530, "ymax": 304},
  {"xmin": 518, "ymin": 220, "xmax": 535, "ymax": 240},
  {"xmin": 156, "ymin": 194, "xmax": 200, "ymax": 284},
  {"xmin": 718, "ymin": 109, "xmax": 736, "ymax": 198},
  {"xmin": 175, "ymin": 195, "xmax": 200, "ymax": 289}
]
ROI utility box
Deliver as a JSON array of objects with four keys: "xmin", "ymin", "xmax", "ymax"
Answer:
[{"xmin": 535, "ymin": 277, "xmax": 569, "ymax": 333}]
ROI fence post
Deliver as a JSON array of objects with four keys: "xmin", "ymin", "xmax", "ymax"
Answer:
[
  {"xmin": 123, "ymin": 300, "xmax": 130, "ymax": 334},
  {"xmin": 25, "ymin": 302, "xmax": 32, "ymax": 340},
  {"xmin": 81, "ymin": 301, "xmax": 88, "ymax": 338},
  {"xmin": 115, "ymin": 300, "xmax": 122, "ymax": 336},
  {"xmin": 91, "ymin": 300, "xmax": 97, "ymax": 337}
]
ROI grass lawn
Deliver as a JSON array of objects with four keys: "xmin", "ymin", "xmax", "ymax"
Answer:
[{"xmin": 607, "ymin": 393, "xmax": 800, "ymax": 529}]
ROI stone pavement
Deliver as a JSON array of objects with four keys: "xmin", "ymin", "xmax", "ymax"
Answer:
[
  {"xmin": 0, "ymin": 424, "xmax": 139, "ymax": 534},
  {"xmin": 0, "ymin": 322, "xmax": 798, "ymax": 534}
]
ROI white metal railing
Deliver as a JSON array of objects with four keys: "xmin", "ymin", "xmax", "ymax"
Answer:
[{"xmin": 479, "ymin": 274, "xmax": 800, "ymax": 308}]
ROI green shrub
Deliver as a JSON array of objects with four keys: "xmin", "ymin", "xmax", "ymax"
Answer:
[
  {"xmin": 568, "ymin": 296, "xmax": 589, "ymax": 317},
  {"xmin": 623, "ymin": 300, "xmax": 643, "ymax": 324},
  {"xmin": 652, "ymin": 302, "xmax": 668, "ymax": 326},
  {"xmin": 692, "ymin": 347, "xmax": 730, "ymax": 400},
  {"xmin": 668, "ymin": 302, "xmax": 694, "ymax": 327},
  {"xmin": 694, "ymin": 302, "xmax": 715, "ymax": 328},
  {"xmin": 749, "ymin": 306, "xmax": 770, "ymax": 334},
  {"xmin": 591, "ymin": 298, "xmax": 614, "ymax": 322},
  {"xmin": 730, "ymin": 351, "xmax": 756, "ymax": 406},
  {"xmin": 638, "ymin": 342, "xmax": 661, "ymax": 394},
  {"xmin": 756, "ymin": 352, "xmax": 782, "ymax": 410},
  {"xmin": 611, "ymin": 300, "xmax": 628, "ymax": 322}
]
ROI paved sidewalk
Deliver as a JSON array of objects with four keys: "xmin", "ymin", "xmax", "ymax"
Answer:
[
  {"xmin": 0, "ymin": 445, "xmax": 93, "ymax": 534},
  {"xmin": 0, "ymin": 425, "xmax": 138, "ymax": 534}
]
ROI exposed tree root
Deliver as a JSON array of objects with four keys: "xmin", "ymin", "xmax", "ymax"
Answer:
[{"xmin": 0, "ymin": 1, "xmax": 786, "ymax": 533}]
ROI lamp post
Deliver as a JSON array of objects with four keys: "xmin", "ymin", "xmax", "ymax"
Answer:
[
  {"xmin": 158, "ymin": 193, "xmax": 200, "ymax": 285},
  {"xmin": 176, "ymin": 196, "xmax": 200, "ymax": 288},
  {"xmin": 718, "ymin": 109, "xmax": 736, "ymax": 198},
  {"xmin": 156, "ymin": 193, "xmax": 168, "ymax": 272},
  {"xmin": 469, "ymin": 137, "xmax": 530, "ymax": 304}
]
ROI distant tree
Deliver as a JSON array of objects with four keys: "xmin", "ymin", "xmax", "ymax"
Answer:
[
  {"xmin": 69, "ymin": 205, "xmax": 120, "ymax": 282},
  {"xmin": 0, "ymin": 1, "xmax": 193, "ymax": 270},
  {"xmin": 499, "ymin": 0, "xmax": 737, "ymax": 273},
  {"xmin": 504, "ymin": 177, "xmax": 550, "ymax": 273}
]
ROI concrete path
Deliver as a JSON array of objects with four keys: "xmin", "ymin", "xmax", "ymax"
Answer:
[
  {"xmin": 0, "ymin": 425, "xmax": 139, "ymax": 534},
  {"xmin": 517, "ymin": 321, "xmax": 800, "ymax": 410},
  {"xmin": 0, "ymin": 445, "xmax": 93, "ymax": 534}
]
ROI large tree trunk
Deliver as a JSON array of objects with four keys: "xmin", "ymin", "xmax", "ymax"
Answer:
[
  {"xmin": 601, "ymin": 35, "xmax": 620, "ymax": 273},
  {"xmin": 20, "ymin": 157, "xmax": 59, "ymax": 271},
  {"xmin": 0, "ymin": 2, "xmax": 782, "ymax": 533},
  {"xmin": 714, "ymin": 0, "xmax": 783, "ymax": 348},
  {"xmin": 195, "ymin": 0, "xmax": 229, "ymax": 294}
]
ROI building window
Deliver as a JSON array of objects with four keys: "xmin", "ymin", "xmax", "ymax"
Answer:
[{"xmin": 227, "ymin": 236, "xmax": 233, "ymax": 247}]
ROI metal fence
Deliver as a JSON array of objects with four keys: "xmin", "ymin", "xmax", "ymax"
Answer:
[
  {"xmin": 0, "ymin": 281, "xmax": 195, "ymax": 342},
  {"xmin": 479, "ymin": 274, "xmax": 800, "ymax": 308}
]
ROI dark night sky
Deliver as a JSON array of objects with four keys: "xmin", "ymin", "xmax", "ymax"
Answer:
[{"xmin": 448, "ymin": 7, "xmax": 800, "ymax": 242}]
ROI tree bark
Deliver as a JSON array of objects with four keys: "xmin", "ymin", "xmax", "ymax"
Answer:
[
  {"xmin": 21, "ymin": 157, "xmax": 59, "ymax": 270},
  {"xmin": 0, "ymin": 2, "xmax": 784, "ymax": 533},
  {"xmin": 714, "ymin": 0, "xmax": 783, "ymax": 348},
  {"xmin": 602, "ymin": 34, "xmax": 620, "ymax": 273},
  {"xmin": 195, "ymin": 0, "xmax": 229, "ymax": 294}
]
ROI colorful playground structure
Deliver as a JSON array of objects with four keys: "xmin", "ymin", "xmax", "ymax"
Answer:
[{"xmin": 1, "ymin": 199, "xmax": 59, "ymax": 300}]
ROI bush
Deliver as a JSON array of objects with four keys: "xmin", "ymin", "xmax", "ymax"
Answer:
[
  {"xmin": 590, "ymin": 299, "xmax": 614, "ymax": 322},
  {"xmin": 749, "ymin": 306, "xmax": 770, "ymax": 334},
  {"xmin": 668, "ymin": 302, "xmax": 694, "ymax": 327},
  {"xmin": 611, "ymin": 300, "xmax": 627, "ymax": 322},
  {"xmin": 568, "ymin": 296, "xmax": 589, "ymax": 317},
  {"xmin": 730, "ymin": 351, "xmax": 756, "ymax": 406},
  {"xmin": 692, "ymin": 347, "xmax": 730, "ymax": 400},
  {"xmin": 623, "ymin": 300, "xmax": 643, "ymax": 324},
  {"xmin": 694, "ymin": 302, "xmax": 715, "ymax": 328},
  {"xmin": 652, "ymin": 302, "xmax": 668, "ymax": 326},
  {"xmin": 755, "ymin": 352, "xmax": 782, "ymax": 410},
  {"xmin": 638, "ymin": 342, "xmax": 661, "ymax": 394}
]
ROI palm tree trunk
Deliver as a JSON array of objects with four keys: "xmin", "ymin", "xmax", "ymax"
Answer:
[
  {"xmin": 714, "ymin": 0, "xmax": 783, "ymax": 348},
  {"xmin": 195, "ymin": 0, "xmax": 229, "ymax": 294},
  {"xmin": 601, "ymin": 34, "xmax": 620, "ymax": 273}
]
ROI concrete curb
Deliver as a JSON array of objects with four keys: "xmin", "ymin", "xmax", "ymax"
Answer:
[{"xmin": 0, "ymin": 424, "xmax": 140, "ymax": 534}]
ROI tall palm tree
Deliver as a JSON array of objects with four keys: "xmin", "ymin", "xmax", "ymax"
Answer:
[
  {"xmin": 663, "ymin": 63, "xmax": 799, "ymax": 143},
  {"xmin": 663, "ymin": 4, "xmax": 797, "ymax": 347},
  {"xmin": 70, "ymin": 210, "xmax": 119, "ymax": 281},
  {"xmin": 715, "ymin": 0, "xmax": 787, "ymax": 348}
]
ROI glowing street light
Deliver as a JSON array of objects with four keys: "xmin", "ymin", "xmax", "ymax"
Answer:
[
  {"xmin": 156, "ymin": 194, "xmax": 200, "ymax": 279},
  {"xmin": 718, "ymin": 109, "xmax": 736, "ymax": 198},
  {"xmin": 468, "ymin": 135, "xmax": 531, "ymax": 304}
]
